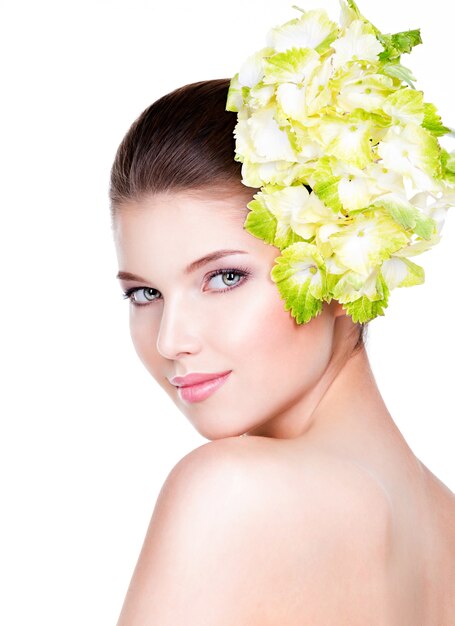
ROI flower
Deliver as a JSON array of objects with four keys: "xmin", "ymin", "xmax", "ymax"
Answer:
[{"xmin": 226, "ymin": 0, "xmax": 455, "ymax": 323}]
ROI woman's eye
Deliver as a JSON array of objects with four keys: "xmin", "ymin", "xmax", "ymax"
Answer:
[
  {"xmin": 206, "ymin": 269, "xmax": 244, "ymax": 290},
  {"xmin": 123, "ymin": 287, "xmax": 159, "ymax": 304}
]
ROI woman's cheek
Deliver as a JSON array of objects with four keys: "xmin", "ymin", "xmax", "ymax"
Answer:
[{"xmin": 129, "ymin": 313, "xmax": 161, "ymax": 377}]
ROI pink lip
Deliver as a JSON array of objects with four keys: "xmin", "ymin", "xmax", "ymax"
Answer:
[
  {"xmin": 169, "ymin": 370, "xmax": 232, "ymax": 387},
  {"xmin": 176, "ymin": 372, "xmax": 232, "ymax": 403}
]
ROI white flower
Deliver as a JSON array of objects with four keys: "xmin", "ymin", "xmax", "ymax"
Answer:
[
  {"xmin": 266, "ymin": 9, "xmax": 338, "ymax": 53},
  {"xmin": 331, "ymin": 20, "xmax": 384, "ymax": 69}
]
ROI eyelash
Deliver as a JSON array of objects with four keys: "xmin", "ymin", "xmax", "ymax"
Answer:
[{"xmin": 121, "ymin": 266, "xmax": 252, "ymax": 307}]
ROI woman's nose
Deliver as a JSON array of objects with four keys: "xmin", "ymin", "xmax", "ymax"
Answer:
[{"xmin": 155, "ymin": 294, "xmax": 202, "ymax": 360}]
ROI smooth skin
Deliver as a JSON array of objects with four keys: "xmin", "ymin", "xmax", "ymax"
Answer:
[{"xmin": 113, "ymin": 187, "xmax": 455, "ymax": 625}]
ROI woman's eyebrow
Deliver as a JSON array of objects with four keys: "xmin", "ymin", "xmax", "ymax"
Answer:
[{"xmin": 116, "ymin": 249, "xmax": 248, "ymax": 282}]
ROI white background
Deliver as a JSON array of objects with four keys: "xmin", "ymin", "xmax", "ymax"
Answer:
[{"xmin": 1, "ymin": 0, "xmax": 454, "ymax": 624}]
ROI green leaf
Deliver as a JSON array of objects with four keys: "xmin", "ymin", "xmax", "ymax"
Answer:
[
  {"xmin": 391, "ymin": 29, "xmax": 422, "ymax": 54},
  {"xmin": 378, "ymin": 29, "xmax": 422, "ymax": 62}
]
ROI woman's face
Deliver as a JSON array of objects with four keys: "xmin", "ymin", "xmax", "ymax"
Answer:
[{"xmin": 113, "ymin": 187, "xmax": 344, "ymax": 440}]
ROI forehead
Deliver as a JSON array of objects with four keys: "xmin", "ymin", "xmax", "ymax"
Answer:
[
  {"xmin": 113, "ymin": 189, "xmax": 278, "ymax": 272},
  {"xmin": 117, "ymin": 186, "xmax": 245, "ymax": 221}
]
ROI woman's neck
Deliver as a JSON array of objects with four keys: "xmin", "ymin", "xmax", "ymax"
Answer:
[{"xmin": 245, "ymin": 342, "xmax": 417, "ymax": 471}]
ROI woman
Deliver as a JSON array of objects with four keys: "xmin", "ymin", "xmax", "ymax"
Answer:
[{"xmin": 110, "ymin": 4, "xmax": 455, "ymax": 624}]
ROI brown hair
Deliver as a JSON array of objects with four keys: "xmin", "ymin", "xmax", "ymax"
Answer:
[{"xmin": 109, "ymin": 78, "xmax": 366, "ymax": 352}]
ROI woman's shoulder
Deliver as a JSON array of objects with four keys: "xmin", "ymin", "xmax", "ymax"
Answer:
[
  {"xmin": 118, "ymin": 436, "xmax": 397, "ymax": 625},
  {"xmin": 175, "ymin": 433, "xmax": 384, "ymax": 490},
  {"xmin": 170, "ymin": 434, "xmax": 394, "ymax": 577},
  {"xmin": 167, "ymin": 435, "xmax": 395, "ymax": 621},
  {"xmin": 191, "ymin": 434, "xmax": 394, "ymax": 504},
  {"xmin": 178, "ymin": 434, "xmax": 393, "ymax": 522}
]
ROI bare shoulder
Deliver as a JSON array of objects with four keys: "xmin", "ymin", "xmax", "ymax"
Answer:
[
  {"xmin": 116, "ymin": 438, "xmax": 274, "ymax": 625},
  {"xmin": 117, "ymin": 436, "xmax": 394, "ymax": 625},
  {"xmin": 155, "ymin": 434, "xmax": 393, "ymax": 538},
  {"xmin": 188, "ymin": 434, "xmax": 394, "ymax": 535}
]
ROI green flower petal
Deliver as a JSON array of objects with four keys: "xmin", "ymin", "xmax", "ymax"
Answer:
[
  {"xmin": 441, "ymin": 149, "xmax": 455, "ymax": 183},
  {"xmin": 267, "ymin": 9, "xmax": 338, "ymax": 53},
  {"xmin": 226, "ymin": 73, "xmax": 243, "ymax": 113},
  {"xmin": 342, "ymin": 292, "xmax": 389, "ymax": 323},
  {"xmin": 381, "ymin": 256, "xmax": 424, "ymax": 289},
  {"xmin": 270, "ymin": 242, "xmax": 327, "ymax": 323},
  {"xmin": 243, "ymin": 194, "xmax": 277, "ymax": 245},
  {"xmin": 248, "ymin": 105, "xmax": 298, "ymax": 161},
  {"xmin": 393, "ymin": 235, "xmax": 441, "ymax": 257},
  {"xmin": 382, "ymin": 88, "xmax": 425, "ymax": 126},
  {"xmin": 258, "ymin": 185, "xmax": 340, "ymax": 247},
  {"xmin": 248, "ymin": 83, "xmax": 275, "ymax": 109},
  {"xmin": 423, "ymin": 103, "xmax": 451, "ymax": 138},
  {"xmin": 331, "ymin": 63, "xmax": 394, "ymax": 113},
  {"xmin": 331, "ymin": 19, "xmax": 384, "ymax": 69},
  {"xmin": 332, "ymin": 267, "xmax": 385, "ymax": 303},
  {"xmin": 371, "ymin": 192, "xmax": 437, "ymax": 240},
  {"xmin": 263, "ymin": 47, "xmax": 320, "ymax": 85},
  {"xmin": 377, "ymin": 123, "xmax": 442, "ymax": 189},
  {"xmin": 340, "ymin": 270, "xmax": 390, "ymax": 321},
  {"xmin": 312, "ymin": 156, "xmax": 343, "ymax": 213},
  {"xmin": 308, "ymin": 114, "xmax": 375, "ymax": 169},
  {"xmin": 328, "ymin": 210, "xmax": 409, "ymax": 274},
  {"xmin": 275, "ymin": 82, "xmax": 308, "ymax": 123}
]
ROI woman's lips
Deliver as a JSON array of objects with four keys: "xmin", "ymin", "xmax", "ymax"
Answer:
[
  {"xmin": 177, "ymin": 371, "xmax": 232, "ymax": 403},
  {"xmin": 170, "ymin": 370, "xmax": 232, "ymax": 387}
]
